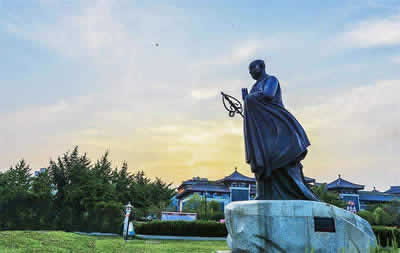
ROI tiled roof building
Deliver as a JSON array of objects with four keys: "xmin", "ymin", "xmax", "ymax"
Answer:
[
  {"xmin": 173, "ymin": 171, "xmax": 399, "ymax": 213},
  {"xmin": 385, "ymin": 186, "xmax": 400, "ymax": 195},
  {"xmin": 216, "ymin": 168, "xmax": 255, "ymax": 184},
  {"xmin": 174, "ymin": 168, "xmax": 317, "ymax": 212},
  {"xmin": 175, "ymin": 168, "xmax": 257, "ymax": 212},
  {"xmin": 324, "ymin": 175, "xmax": 399, "ymax": 211},
  {"xmin": 327, "ymin": 174, "xmax": 364, "ymax": 193}
]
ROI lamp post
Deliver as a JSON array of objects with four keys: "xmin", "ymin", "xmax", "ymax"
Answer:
[
  {"xmin": 123, "ymin": 202, "xmax": 133, "ymax": 241},
  {"xmin": 205, "ymin": 191, "xmax": 207, "ymax": 220}
]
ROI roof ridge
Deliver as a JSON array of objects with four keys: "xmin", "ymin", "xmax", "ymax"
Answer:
[{"xmin": 327, "ymin": 175, "xmax": 364, "ymax": 190}]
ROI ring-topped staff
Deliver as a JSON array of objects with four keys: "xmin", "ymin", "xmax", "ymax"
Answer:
[{"xmin": 221, "ymin": 92, "xmax": 244, "ymax": 118}]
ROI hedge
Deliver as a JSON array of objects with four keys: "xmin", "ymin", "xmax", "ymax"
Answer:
[
  {"xmin": 133, "ymin": 221, "xmax": 400, "ymax": 245},
  {"xmin": 133, "ymin": 220, "xmax": 227, "ymax": 237},
  {"xmin": 372, "ymin": 226, "xmax": 400, "ymax": 247},
  {"xmin": 358, "ymin": 210, "xmax": 375, "ymax": 225}
]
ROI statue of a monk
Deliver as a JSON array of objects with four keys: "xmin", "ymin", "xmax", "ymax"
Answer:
[{"xmin": 243, "ymin": 59, "xmax": 319, "ymax": 201}]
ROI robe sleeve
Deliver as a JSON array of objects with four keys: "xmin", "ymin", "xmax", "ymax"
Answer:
[
  {"xmin": 249, "ymin": 76, "xmax": 278, "ymax": 100},
  {"xmin": 262, "ymin": 76, "xmax": 278, "ymax": 99}
]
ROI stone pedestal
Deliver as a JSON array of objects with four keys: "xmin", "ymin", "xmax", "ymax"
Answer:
[{"xmin": 224, "ymin": 200, "xmax": 376, "ymax": 253}]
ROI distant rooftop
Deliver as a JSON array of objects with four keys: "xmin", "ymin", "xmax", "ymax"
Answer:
[
  {"xmin": 176, "ymin": 183, "xmax": 229, "ymax": 198},
  {"xmin": 304, "ymin": 176, "xmax": 316, "ymax": 184},
  {"xmin": 358, "ymin": 191, "xmax": 400, "ymax": 202},
  {"xmin": 216, "ymin": 168, "xmax": 255, "ymax": 183},
  {"xmin": 385, "ymin": 186, "xmax": 400, "ymax": 194},
  {"xmin": 33, "ymin": 167, "xmax": 47, "ymax": 177},
  {"xmin": 327, "ymin": 174, "xmax": 364, "ymax": 191},
  {"xmin": 180, "ymin": 168, "xmax": 315, "ymax": 188},
  {"xmin": 371, "ymin": 186, "xmax": 380, "ymax": 193},
  {"xmin": 178, "ymin": 177, "xmax": 209, "ymax": 189}
]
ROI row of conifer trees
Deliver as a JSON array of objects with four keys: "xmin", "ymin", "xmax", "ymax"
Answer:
[{"xmin": 0, "ymin": 146, "xmax": 175, "ymax": 233}]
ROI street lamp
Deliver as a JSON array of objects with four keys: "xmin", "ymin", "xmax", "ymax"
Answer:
[
  {"xmin": 203, "ymin": 191, "xmax": 208, "ymax": 220},
  {"xmin": 123, "ymin": 202, "xmax": 133, "ymax": 241},
  {"xmin": 126, "ymin": 202, "xmax": 133, "ymax": 214}
]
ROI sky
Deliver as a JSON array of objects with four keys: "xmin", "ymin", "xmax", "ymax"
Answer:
[{"xmin": 1, "ymin": 0, "xmax": 400, "ymax": 191}]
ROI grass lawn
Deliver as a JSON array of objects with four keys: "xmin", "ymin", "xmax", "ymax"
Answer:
[{"xmin": 0, "ymin": 231, "xmax": 230, "ymax": 253}]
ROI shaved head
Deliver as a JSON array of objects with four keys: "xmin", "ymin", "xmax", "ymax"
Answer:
[
  {"xmin": 249, "ymin": 59, "xmax": 265, "ymax": 70},
  {"xmin": 249, "ymin": 59, "xmax": 266, "ymax": 80}
]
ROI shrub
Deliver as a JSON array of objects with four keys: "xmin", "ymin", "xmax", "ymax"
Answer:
[
  {"xmin": 372, "ymin": 226, "xmax": 400, "ymax": 248},
  {"xmin": 358, "ymin": 210, "xmax": 375, "ymax": 225},
  {"xmin": 133, "ymin": 220, "xmax": 227, "ymax": 237},
  {"xmin": 374, "ymin": 207, "xmax": 395, "ymax": 226},
  {"xmin": 382, "ymin": 200, "xmax": 400, "ymax": 227},
  {"xmin": 311, "ymin": 184, "xmax": 346, "ymax": 208},
  {"xmin": 182, "ymin": 195, "xmax": 224, "ymax": 221},
  {"xmin": 182, "ymin": 194, "xmax": 203, "ymax": 213},
  {"xmin": 365, "ymin": 201, "xmax": 400, "ymax": 227},
  {"xmin": 208, "ymin": 210, "xmax": 224, "ymax": 221}
]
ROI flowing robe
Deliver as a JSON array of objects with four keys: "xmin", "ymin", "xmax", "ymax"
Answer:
[{"xmin": 243, "ymin": 75, "xmax": 310, "ymax": 180}]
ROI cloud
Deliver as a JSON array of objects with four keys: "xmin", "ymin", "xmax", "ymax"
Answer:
[
  {"xmin": 341, "ymin": 15, "xmax": 400, "ymax": 48},
  {"xmin": 392, "ymin": 55, "xmax": 400, "ymax": 64},
  {"xmin": 72, "ymin": 119, "xmax": 247, "ymax": 186},
  {"xmin": 37, "ymin": 79, "xmax": 400, "ymax": 190},
  {"xmin": 69, "ymin": 79, "xmax": 400, "ymax": 190},
  {"xmin": 2, "ymin": 0, "xmax": 195, "ymax": 116},
  {"xmin": 191, "ymin": 88, "xmax": 219, "ymax": 100},
  {"xmin": 299, "ymin": 80, "xmax": 400, "ymax": 190},
  {"xmin": 231, "ymin": 40, "xmax": 265, "ymax": 63},
  {"xmin": 230, "ymin": 37, "xmax": 293, "ymax": 63},
  {"xmin": 0, "ymin": 0, "xmax": 250, "ymax": 180},
  {"xmin": 2, "ymin": 0, "xmax": 400, "ymax": 192},
  {"xmin": 6, "ymin": 0, "xmax": 139, "ymax": 66}
]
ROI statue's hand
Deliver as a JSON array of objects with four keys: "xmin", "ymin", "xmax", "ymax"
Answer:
[
  {"xmin": 242, "ymin": 88, "xmax": 248, "ymax": 100},
  {"xmin": 249, "ymin": 91, "xmax": 263, "ymax": 99}
]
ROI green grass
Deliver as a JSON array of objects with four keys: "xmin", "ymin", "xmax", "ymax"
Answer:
[
  {"xmin": 4, "ymin": 231, "xmax": 398, "ymax": 253},
  {"xmin": 0, "ymin": 231, "xmax": 230, "ymax": 253}
]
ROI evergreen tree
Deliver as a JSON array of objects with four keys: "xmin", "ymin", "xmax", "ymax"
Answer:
[
  {"xmin": 31, "ymin": 169, "xmax": 55, "ymax": 229},
  {"xmin": 49, "ymin": 146, "xmax": 92, "ymax": 231},
  {"xmin": 9, "ymin": 159, "xmax": 32, "ymax": 192},
  {"xmin": 0, "ymin": 146, "xmax": 175, "ymax": 232},
  {"xmin": 111, "ymin": 162, "xmax": 133, "ymax": 205},
  {"xmin": 311, "ymin": 183, "xmax": 346, "ymax": 208},
  {"xmin": 32, "ymin": 169, "xmax": 53, "ymax": 199},
  {"xmin": 0, "ymin": 159, "xmax": 33, "ymax": 229}
]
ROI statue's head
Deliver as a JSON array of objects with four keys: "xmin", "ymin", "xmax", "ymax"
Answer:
[{"xmin": 249, "ymin": 59, "xmax": 266, "ymax": 80}]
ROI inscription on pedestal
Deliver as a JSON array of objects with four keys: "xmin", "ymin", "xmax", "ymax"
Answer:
[{"xmin": 314, "ymin": 217, "xmax": 335, "ymax": 232}]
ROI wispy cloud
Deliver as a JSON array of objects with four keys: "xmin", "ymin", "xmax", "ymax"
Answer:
[
  {"xmin": 341, "ymin": 15, "xmax": 400, "ymax": 48},
  {"xmin": 392, "ymin": 55, "xmax": 400, "ymax": 64},
  {"xmin": 0, "ymin": 0, "xmax": 250, "ymax": 175},
  {"xmin": 2, "ymin": 0, "xmax": 400, "ymax": 190},
  {"xmin": 74, "ymin": 119, "xmax": 247, "ymax": 185},
  {"xmin": 74, "ymin": 79, "xmax": 400, "ymax": 189},
  {"xmin": 300, "ymin": 79, "xmax": 400, "ymax": 189},
  {"xmin": 191, "ymin": 88, "xmax": 219, "ymax": 100},
  {"xmin": 231, "ymin": 40, "xmax": 269, "ymax": 63}
]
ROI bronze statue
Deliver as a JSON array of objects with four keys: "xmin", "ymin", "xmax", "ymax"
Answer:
[{"xmin": 222, "ymin": 59, "xmax": 318, "ymax": 201}]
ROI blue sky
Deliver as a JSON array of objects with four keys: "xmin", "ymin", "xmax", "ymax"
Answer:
[{"xmin": 1, "ymin": 0, "xmax": 400, "ymax": 190}]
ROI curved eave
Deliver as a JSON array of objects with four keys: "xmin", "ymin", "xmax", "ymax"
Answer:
[
  {"xmin": 328, "ymin": 185, "xmax": 364, "ymax": 191},
  {"xmin": 359, "ymin": 191, "xmax": 400, "ymax": 202},
  {"xmin": 217, "ymin": 179, "xmax": 255, "ymax": 184},
  {"xmin": 304, "ymin": 177, "xmax": 316, "ymax": 184},
  {"xmin": 175, "ymin": 187, "xmax": 230, "ymax": 199},
  {"xmin": 385, "ymin": 187, "xmax": 400, "ymax": 194}
]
